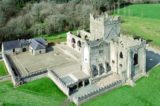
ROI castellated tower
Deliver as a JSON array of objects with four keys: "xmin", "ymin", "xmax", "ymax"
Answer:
[{"xmin": 90, "ymin": 13, "xmax": 121, "ymax": 41}]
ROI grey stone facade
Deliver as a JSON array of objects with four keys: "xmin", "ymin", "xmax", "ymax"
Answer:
[{"xmin": 66, "ymin": 13, "xmax": 146, "ymax": 104}]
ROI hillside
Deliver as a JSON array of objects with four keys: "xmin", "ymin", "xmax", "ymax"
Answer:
[{"xmin": 116, "ymin": 4, "xmax": 160, "ymax": 48}]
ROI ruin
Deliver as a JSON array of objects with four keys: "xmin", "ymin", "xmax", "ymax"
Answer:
[{"xmin": 1, "ymin": 13, "xmax": 147, "ymax": 105}]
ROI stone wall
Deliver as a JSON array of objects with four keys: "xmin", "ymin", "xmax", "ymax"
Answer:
[
  {"xmin": 32, "ymin": 49, "xmax": 46, "ymax": 55},
  {"xmin": 72, "ymin": 80, "xmax": 122, "ymax": 105},
  {"xmin": 48, "ymin": 70, "xmax": 70, "ymax": 96},
  {"xmin": 2, "ymin": 53, "xmax": 19, "ymax": 86},
  {"xmin": 67, "ymin": 32, "xmax": 85, "ymax": 52},
  {"xmin": 22, "ymin": 70, "xmax": 47, "ymax": 82}
]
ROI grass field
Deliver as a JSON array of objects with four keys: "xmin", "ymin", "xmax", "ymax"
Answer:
[
  {"xmin": 0, "ymin": 61, "xmax": 8, "ymax": 76},
  {"xmin": 116, "ymin": 4, "xmax": 160, "ymax": 48},
  {"xmin": 38, "ymin": 30, "xmax": 77, "ymax": 43},
  {"xmin": 0, "ymin": 77, "xmax": 72, "ymax": 106},
  {"xmin": 83, "ymin": 66, "xmax": 160, "ymax": 106},
  {"xmin": 0, "ymin": 66, "xmax": 160, "ymax": 106}
]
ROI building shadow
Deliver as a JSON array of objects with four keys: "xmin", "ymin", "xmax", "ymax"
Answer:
[{"xmin": 146, "ymin": 50, "xmax": 160, "ymax": 72}]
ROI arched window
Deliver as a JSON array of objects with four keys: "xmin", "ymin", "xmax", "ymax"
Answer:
[
  {"xmin": 99, "ymin": 64, "xmax": 104, "ymax": 75},
  {"xmin": 77, "ymin": 41, "xmax": 81, "ymax": 47},
  {"xmin": 105, "ymin": 62, "xmax": 111, "ymax": 72},
  {"xmin": 120, "ymin": 52, "xmax": 123, "ymax": 58},
  {"xmin": 77, "ymin": 34, "xmax": 81, "ymax": 38},
  {"xmin": 134, "ymin": 53, "xmax": 138, "ymax": 65},
  {"xmin": 71, "ymin": 38, "xmax": 76, "ymax": 43},
  {"xmin": 85, "ymin": 35, "xmax": 88, "ymax": 40},
  {"xmin": 92, "ymin": 65, "xmax": 98, "ymax": 77}
]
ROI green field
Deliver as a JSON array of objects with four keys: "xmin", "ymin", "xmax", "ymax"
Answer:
[
  {"xmin": 0, "ymin": 66, "xmax": 160, "ymax": 106},
  {"xmin": 83, "ymin": 66, "xmax": 160, "ymax": 106},
  {"xmin": 0, "ymin": 77, "xmax": 73, "ymax": 106},
  {"xmin": 38, "ymin": 30, "xmax": 77, "ymax": 43},
  {"xmin": 116, "ymin": 4, "xmax": 160, "ymax": 48},
  {"xmin": 0, "ymin": 61, "xmax": 8, "ymax": 76}
]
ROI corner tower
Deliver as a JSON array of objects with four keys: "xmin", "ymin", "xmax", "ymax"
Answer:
[{"xmin": 90, "ymin": 13, "xmax": 121, "ymax": 41}]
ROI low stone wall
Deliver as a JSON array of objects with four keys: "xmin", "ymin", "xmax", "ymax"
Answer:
[
  {"xmin": 2, "ymin": 53, "xmax": 19, "ymax": 86},
  {"xmin": 72, "ymin": 80, "xmax": 122, "ymax": 105},
  {"xmin": 48, "ymin": 70, "xmax": 70, "ymax": 96},
  {"xmin": 22, "ymin": 70, "xmax": 48, "ymax": 82},
  {"xmin": 0, "ymin": 75, "xmax": 11, "ymax": 82}
]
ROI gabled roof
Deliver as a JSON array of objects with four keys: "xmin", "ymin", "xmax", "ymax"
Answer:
[
  {"xmin": 3, "ymin": 38, "xmax": 47, "ymax": 51},
  {"xmin": 30, "ymin": 39, "xmax": 46, "ymax": 50},
  {"xmin": 34, "ymin": 38, "xmax": 47, "ymax": 46}
]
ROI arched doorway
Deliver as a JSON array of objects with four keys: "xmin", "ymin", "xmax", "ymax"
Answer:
[{"xmin": 22, "ymin": 48, "xmax": 27, "ymax": 52}]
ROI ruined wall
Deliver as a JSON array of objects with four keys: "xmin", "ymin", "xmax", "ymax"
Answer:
[
  {"xmin": 82, "ymin": 41, "xmax": 111, "ymax": 79},
  {"xmin": 67, "ymin": 32, "xmax": 85, "ymax": 52}
]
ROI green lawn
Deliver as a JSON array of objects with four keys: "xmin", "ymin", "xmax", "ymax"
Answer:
[
  {"xmin": 83, "ymin": 66, "xmax": 160, "ymax": 106},
  {"xmin": 116, "ymin": 4, "xmax": 160, "ymax": 48},
  {"xmin": 0, "ymin": 61, "xmax": 8, "ymax": 76},
  {"xmin": 117, "ymin": 4, "xmax": 160, "ymax": 19},
  {"xmin": 0, "ymin": 77, "xmax": 73, "ymax": 106},
  {"xmin": 0, "ymin": 66, "xmax": 160, "ymax": 106},
  {"xmin": 38, "ymin": 30, "xmax": 77, "ymax": 43}
]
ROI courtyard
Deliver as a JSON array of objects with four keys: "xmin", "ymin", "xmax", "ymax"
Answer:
[{"xmin": 8, "ymin": 45, "xmax": 79, "ymax": 77}]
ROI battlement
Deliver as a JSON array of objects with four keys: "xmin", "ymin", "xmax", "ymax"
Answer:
[
  {"xmin": 90, "ymin": 13, "xmax": 120, "ymax": 24},
  {"xmin": 90, "ymin": 13, "xmax": 120, "ymax": 41}
]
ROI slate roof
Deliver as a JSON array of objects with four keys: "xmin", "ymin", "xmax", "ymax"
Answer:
[
  {"xmin": 30, "ymin": 39, "xmax": 46, "ymax": 50},
  {"xmin": 3, "ymin": 40, "xmax": 21, "ymax": 50},
  {"xmin": 3, "ymin": 38, "xmax": 47, "ymax": 51},
  {"xmin": 34, "ymin": 38, "xmax": 47, "ymax": 46}
]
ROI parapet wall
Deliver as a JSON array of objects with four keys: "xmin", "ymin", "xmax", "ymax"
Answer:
[
  {"xmin": 48, "ymin": 70, "xmax": 70, "ymax": 96},
  {"xmin": 2, "ymin": 53, "xmax": 19, "ymax": 86},
  {"xmin": 72, "ymin": 80, "xmax": 122, "ymax": 105}
]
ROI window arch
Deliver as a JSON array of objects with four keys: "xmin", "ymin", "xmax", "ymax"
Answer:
[
  {"xmin": 133, "ymin": 53, "xmax": 138, "ymax": 65},
  {"xmin": 120, "ymin": 52, "xmax": 123, "ymax": 58},
  {"xmin": 71, "ymin": 38, "xmax": 76, "ymax": 43},
  {"xmin": 77, "ymin": 40, "xmax": 81, "ymax": 47}
]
